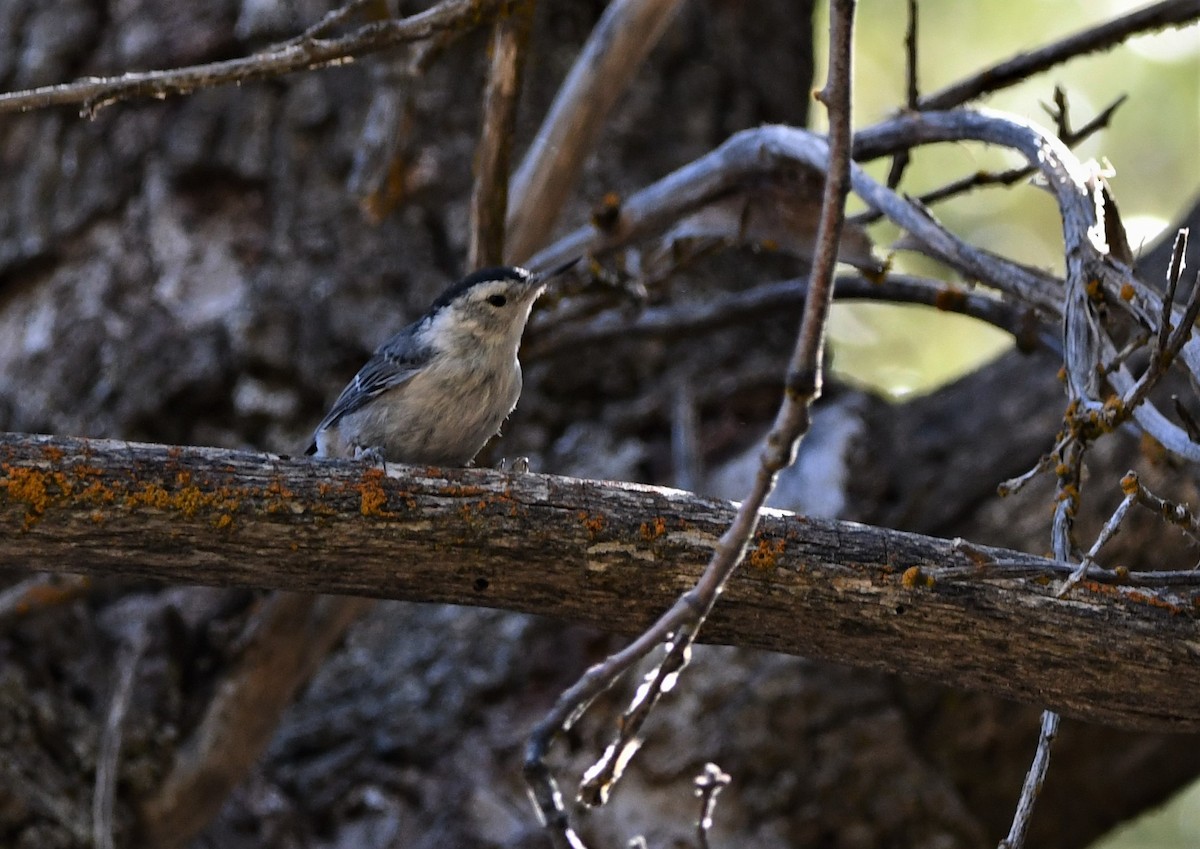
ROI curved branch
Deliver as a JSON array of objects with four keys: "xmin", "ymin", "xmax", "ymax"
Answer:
[{"xmin": 1, "ymin": 432, "xmax": 1198, "ymax": 732}]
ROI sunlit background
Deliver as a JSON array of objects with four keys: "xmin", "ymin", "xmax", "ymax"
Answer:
[
  {"xmin": 814, "ymin": 2, "xmax": 1200, "ymax": 846},
  {"xmin": 812, "ymin": 0, "xmax": 1200, "ymax": 400}
]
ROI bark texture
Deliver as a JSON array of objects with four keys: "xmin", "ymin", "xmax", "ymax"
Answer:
[{"xmin": 1, "ymin": 2, "xmax": 1199, "ymax": 849}]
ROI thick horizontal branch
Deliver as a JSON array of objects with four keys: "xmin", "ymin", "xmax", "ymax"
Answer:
[{"xmin": 2, "ymin": 432, "xmax": 1198, "ymax": 731}]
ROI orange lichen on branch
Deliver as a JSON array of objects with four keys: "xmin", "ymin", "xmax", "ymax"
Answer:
[
  {"xmin": 578, "ymin": 511, "xmax": 606, "ymax": 538},
  {"xmin": 748, "ymin": 537, "xmax": 785, "ymax": 570},
  {"xmin": 356, "ymin": 468, "xmax": 392, "ymax": 517},
  {"xmin": 639, "ymin": 516, "xmax": 667, "ymax": 542},
  {"xmin": 1081, "ymin": 581, "xmax": 1188, "ymax": 615},
  {"xmin": 0, "ymin": 464, "xmax": 66, "ymax": 529},
  {"xmin": 901, "ymin": 565, "xmax": 936, "ymax": 589}
]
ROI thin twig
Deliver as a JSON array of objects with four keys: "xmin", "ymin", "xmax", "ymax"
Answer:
[
  {"xmin": 0, "ymin": 0, "xmax": 504, "ymax": 117},
  {"xmin": 999, "ymin": 440, "xmax": 1078, "ymax": 847},
  {"xmin": 917, "ymin": 0, "xmax": 1200, "ymax": 110},
  {"xmin": 280, "ymin": 0, "xmax": 377, "ymax": 46},
  {"xmin": 694, "ymin": 763, "xmax": 731, "ymax": 849},
  {"xmin": 523, "ymin": 1, "xmax": 858, "ymax": 842},
  {"xmin": 1122, "ymin": 470, "xmax": 1200, "ymax": 546},
  {"xmin": 93, "ymin": 620, "xmax": 150, "ymax": 849},
  {"xmin": 884, "ymin": 0, "xmax": 919, "ymax": 189},
  {"xmin": 998, "ymin": 709, "xmax": 1060, "ymax": 849},
  {"xmin": 505, "ymin": 0, "xmax": 688, "ymax": 262},
  {"xmin": 468, "ymin": 0, "xmax": 535, "ymax": 268},
  {"xmin": 1059, "ymin": 492, "xmax": 1134, "ymax": 596},
  {"xmin": 526, "ymin": 272, "xmax": 1054, "ymax": 360}
]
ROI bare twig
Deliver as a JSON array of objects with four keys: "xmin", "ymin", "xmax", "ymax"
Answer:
[
  {"xmin": 903, "ymin": 0, "xmax": 920, "ymax": 111},
  {"xmin": 526, "ymin": 272, "xmax": 1054, "ymax": 360},
  {"xmin": 0, "ymin": 0, "xmax": 504, "ymax": 117},
  {"xmin": 694, "ymin": 763, "xmax": 731, "ymax": 849},
  {"xmin": 999, "ymin": 709, "xmax": 1060, "ymax": 849},
  {"xmin": 93, "ymin": 619, "xmax": 150, "ymax": 849},
  {"xmin": 523, "ymin": 2, "xmax": 858, "ymax": 842},
  {"xmin": 281, "ymin": 0, "xmax": 376, "ymax": 45},
  {"xmin": 527, "ymin": 109, "xmax": 1200, "ymax": 461},
  {"xmin": 999, "ymin": 435, "xmax": 1079, "ymax": 848},
  {"xmin": 505, "ymin": 0, "xmax": 688, "ymax": 262},
  {"xmin": 884, "ymin": 0, "xmax": 919, "ymax": 189},
  {"xmin": 1059, "ymin": 492, "xmax": 1135, "ymax": 596},
  {"xmin": 1122, "ymin": 470, "xmax": 1200, "ymax": 546},
  {"xmin": 917, "ymin": 0, "xmax": 1200, "ymax": 110},
  {"xmin": 468, "ymin": 0, "xmax": 535, "ymax": 268},
  {"xmin": 1119, "ymin": 232, "xmax": 1200, "ymax": 416}
]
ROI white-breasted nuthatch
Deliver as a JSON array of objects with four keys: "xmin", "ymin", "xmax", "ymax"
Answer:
[{"xmin": 306, "ymin": 262, "xmax": 573, "ymax": 465}]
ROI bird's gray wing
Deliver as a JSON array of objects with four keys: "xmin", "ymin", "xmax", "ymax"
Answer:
[{"xmin": 306, "ymin": 332, "xmax": 429, "ymax": 453}]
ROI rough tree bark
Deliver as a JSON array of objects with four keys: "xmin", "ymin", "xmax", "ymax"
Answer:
[{"xmin": 1, "ymin": 2, "xmax": 1198, "ymax": 849}]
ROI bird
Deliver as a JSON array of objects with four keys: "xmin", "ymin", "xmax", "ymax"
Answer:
[{"xmin": 306, "ymin": 262, "xmax": 574, "ymax": 465}]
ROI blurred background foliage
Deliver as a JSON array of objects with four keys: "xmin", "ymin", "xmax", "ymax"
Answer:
[{"xmin": 812, "ymin": 0, "xmax": 1199, "ymax": 399}]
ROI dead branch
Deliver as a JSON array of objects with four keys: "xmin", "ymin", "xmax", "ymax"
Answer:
[
  {"xmin": 2, "ymin": 433, "xmax": 1200, "ymax": 733},
  {"xmin": 917, "ymin": 0, "xmax": 1200, "ymax": 110},
  {"xmin": 505, "ymin": 0, "xmax": 688, "ymax": 262},
  {"xmin": 526, "ymin": 272, "xmax": 1052, "ymax": 359},
  {"xmin": 0, "ymin": 0, "xmax": 503, "ymax": 117},
  {"xmin": 525, "ymin": 6, "xmax": 859, "ymax": 836},
  {"xmin": 468, "ymin": 0, "xmax": 535, "ymax": 268}
]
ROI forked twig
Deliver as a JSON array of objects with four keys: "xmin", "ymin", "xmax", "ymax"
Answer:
[{"xmin": 522, "ymin": 2, "xmax": 859, "ymax": 843}]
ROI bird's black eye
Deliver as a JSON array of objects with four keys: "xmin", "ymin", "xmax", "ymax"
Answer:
[{"xmin": 487, "ymin": 294, "xmax": 508, "ymax": 307}]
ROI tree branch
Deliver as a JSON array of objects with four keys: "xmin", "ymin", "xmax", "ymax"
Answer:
[
  {"xmin": 916, "ymin": 0, "xmax": 1200, "ymax": 110},
  {"xmin": 467, "ymin": 0, "xmax": 535, "ymax": 269},
  {"xmin": 2, "ymin": 432, "xmax": 1198, "ymax": 732},
  {"xmin": 505, "ymin": 0, "xmax": 687, "ymax": 262},
  {"xmin": 0, "ymin": 0, "xmax": 503, "ymax": 117}
]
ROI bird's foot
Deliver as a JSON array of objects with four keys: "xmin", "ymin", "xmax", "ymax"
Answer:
[
  {"xmin": 495, "ymin": 456, "xmax": 531, "ymax": 473},
  {"xmin": 353, "ymin": 445, "xmax": 388, "ymax": 468}
]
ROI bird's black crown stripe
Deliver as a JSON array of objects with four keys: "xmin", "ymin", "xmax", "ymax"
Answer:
[{"xmin": 430, "ymin": 266, "xmax": 530, "ymax": 311}]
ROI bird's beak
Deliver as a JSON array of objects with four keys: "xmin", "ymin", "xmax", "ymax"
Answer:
[{"xmin": 532, "ymin": 256, "xmax": 581, "ymax": 283}]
